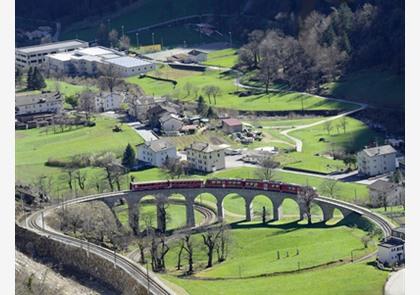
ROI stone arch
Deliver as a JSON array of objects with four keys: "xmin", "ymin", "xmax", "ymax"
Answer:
[
  {"xmin": 192, "ymin": 192, "xmax": 221, "ymax": 221},
  {"xmin": 222, "ymin": 193, "xmax": 248, "ymax": 222},
  {"xmin": 250, "ymin": 194, "xmax": 275, "ymax": 223},
  {"xmin": 326, "ymin": 208, "xmax": 345, "ymax": 225},
  {"xmin": 279, "ymin": 197, "xmax": 302, "ymax": 223},
  {"xmin": 309, "ymin": 203, "xmax": 325, "ymax": 224}
]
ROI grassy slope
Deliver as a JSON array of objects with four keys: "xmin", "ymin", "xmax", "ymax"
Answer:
[
  {"xmin": 44, "ymin": 79, "xmax": 98, "ymax": 96},
  {"xmin": 162, "ymin": 260, "xmax": 387, "ymax": 295},
  {"xmin": 202, "ymin": 48, "xmax": 238, "ymax": 68},
  {"xmin": 61, "ymin": 0, "xmax": 217, "ymax": 44},
  {"xmin": 16, "ymin": 116, "xmax": 143, "ymax": 183},
  {"xmin": 126, "ymin": 69, "xmax": 356, "ymax": 111},
  {"xmin": 280, "ymin": 117, "xmax": 384, "ymax": 173},
  {"xmin": 323, "ymin": 69, "xmax": 404, "ymax": 110}
]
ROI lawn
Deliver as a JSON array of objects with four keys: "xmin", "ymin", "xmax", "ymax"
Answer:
[
  {"xmin": 322, "ymin": 68, "xmax": 404, "ymax": 110},
  {"xmin": 16, "ymin": 116, "xmax": 143, "ymax": 187},
  {"xmin": 44, "ymin": 79, "xmax": 98, "ymax": 97},
  {"xmin": 126, "ymin": 69, "xmax": 357, "ymax": 112},
  {"xmin": 281, "ymin": 116, "xmax": 384, "ymax": 173},
  {"xmin": 203, "ymin": 48, "xmax": 238, "ymax": 68},
  {"xmin": 115, "ymin": 201, "xmax": 204, "ymax": 231},
  {"xmin": 162, "ymin": 259, "xmax": 388, "ymax": 295}
]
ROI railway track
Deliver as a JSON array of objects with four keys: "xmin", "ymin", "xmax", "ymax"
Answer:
[
  {"xmin": 23, "ymin": 191, "xmax": 176, "ymax": 295},
  {"xmin": 21, "ymin": 187, "xmax": 394, "ymax": 295}
]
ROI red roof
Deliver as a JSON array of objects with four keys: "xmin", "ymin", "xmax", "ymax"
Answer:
[{"xmin": 222, "ymin": 118, "xmax": 242, "ymax": 127}]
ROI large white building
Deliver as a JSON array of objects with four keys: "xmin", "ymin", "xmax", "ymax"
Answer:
[
  {"xmin": 46, "ymin": 46, "xmax": 155, "ymax": 77},
  {"xmin": 15, "ymin": 92, "xmax": 63, "ymax": 116},
  {"xmin": 357, "ymin": 145, "xmax": 397, "ymax": 177},
  {"xmin": 136, "ymin": 139, "xmax": 177, "ymax": 167},
  {"xmin": 16, "ymin": 39, "xmax": 89, "ymax": 68},
  {"xmin": 186, "ymin": 142, "xmax": 226, "ymax": 172}
]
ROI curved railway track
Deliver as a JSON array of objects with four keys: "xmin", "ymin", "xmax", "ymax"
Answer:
[{"xmin": 22, "ymin": 187, "xmax": 394, "ymax": 295}]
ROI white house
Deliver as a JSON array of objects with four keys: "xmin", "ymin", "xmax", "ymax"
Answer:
[
  {"xmin": 377, "ymin": 227, "xmax": 405, "ymax": 267},
  {"xmin": 357, "ymin": 145, "xmax": 397, "ymax": 176},
  {"xmin": 187, "ymin": 50, "xmax": 208, "ymax": 63},
  {"xmin": 16, "ymin": 39, "xmax": 89, "ymax": 68},
  {"xmin": 368, "ymin": 180, "xmax": 404, "ymax": 207},
  {"xmin": 159, "ymin": 113, "xmax": 183, "ymax": 136},
  {"xmin": 136, "ymin": 139, "xmax": 177, "ymax": 167},
  {"xmin": 15, "ymin": 92, "xmax": 63, "ymax": 116},
  {"xmin": 186, "ymin": 142, "xmax": 226, "ymax": 172},
  {"xmin": 94, "ymin": 92, "xmax": 124, "ymax": 112}
]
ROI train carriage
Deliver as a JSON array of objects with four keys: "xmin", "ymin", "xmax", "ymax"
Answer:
[
  {"xmin": 130, "ymin": 180, "xmax": 169, "ymax": 191},
  {"xmin": 267, "ymin": 181, "xmax": 283, "ymax": 192},
  {"xmin": 243, "ymin": 179, "xmax": 267, "ymax": 190},
  {"xmin": 170, "ymin": 179, "xmax": 204, "ymax": 189}
]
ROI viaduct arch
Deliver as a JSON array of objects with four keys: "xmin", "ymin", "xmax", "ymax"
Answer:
[{"xmin": 101, "ymin": 187, "xmax": 354, "ymax": 234}]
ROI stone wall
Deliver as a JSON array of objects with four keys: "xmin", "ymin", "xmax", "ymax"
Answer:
[{"xmin": 15, "ymin": 224, "xmax": 148, "ymax": 295}]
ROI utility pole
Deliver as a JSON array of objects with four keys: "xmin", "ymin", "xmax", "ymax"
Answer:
[
  {"xmin": 152, "ymin": 32, "xmax": 155, "ymax": 45},
  {"xmin": 121, "ymin": 25, "xmax": 125, "ymax": 37},
  {"xmin": 136, "ymin": 32, "xmax": 139, "ymax": 47},
  {"xmin": 229, "ymin": 31, "xmax": 232, "ymax": 47},
  {"xmin": 146, "ymin": 261, "xmax": 150, "ymax": 295}
]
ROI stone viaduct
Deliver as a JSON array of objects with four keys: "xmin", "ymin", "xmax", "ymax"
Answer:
[{"xmin": 99, "ymin": 188, "xmax": 354, "ymax": 234}]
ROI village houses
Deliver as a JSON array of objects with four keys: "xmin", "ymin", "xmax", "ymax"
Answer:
[
  {"xmin": 136, "ymin": 139, "xmax": 177, "ymax": 167},
  {"xmin": 357, "ymin": 145, "xmax": 397, "ymax": 176},
  {"xmin": 186, "ymin": 142, "xmax": 226, "ymax": 172}
]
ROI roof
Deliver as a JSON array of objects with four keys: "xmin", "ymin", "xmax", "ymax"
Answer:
[
  {"xmin": 15, "ymin": 92, "xmax": 62, "ymax": 107},
  {"xmin": 16, "ymin": 39, "xmax": 88, "ymax": 54},
  {"xmin": 107, "ymin": 56, "xmax": 153, "ymax": 68},
  {"xmin": 379, "ymin": 237, "xmax": 404, "ymax": 248},
  {"xmin": 77, "ymin": 46, "xmax": 116, "ymax": 56},
  {"xmin": 187, "ymin": 142, "xmax": 226, "ymax": 153},
  {"xmin": 159, "ymin": 112, "xmax": 182, "ymax": 123},
  {"xmin": 362, "ymin": 145, "xmax": 397, "ymax": 157},
  {"xmin": 141, "ymin": 139, "xmax": 175, "ymax": 152},
  {"xmin": 181, "ymin": 125, "xmax": 197, "ymax": 131},
  {"xmin": 188, "ymin": 49, "xmax": 207, "ymax": 56},
  {"xmin": 47, "ymin": 52, "xmax": 72, "ymax": 61},
  {"xmin": 222, "ymin": 118, "xmax": 242, "ymax": 127}
]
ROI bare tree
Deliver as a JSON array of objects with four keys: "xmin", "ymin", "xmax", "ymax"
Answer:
[
  {"xmin": 340, "ymin": 117, "xmax": 348, "ymax": 133},
  {"xmin": 320, "ymin": 179, "xmax": 340, "ymax": 199},
  {"xmin": 119, "ymin": 35, "xmax": 130, "ymax": 51},
  {"xmin": 202, "ymin": 85, "xmax": 213, "ymax": 104},
  {"xmin": 323, "ymin": 121, "xmax": 333, "ymax": 135},
  {"xmin": 182, "ymin": 233, "xmax": 194, "ymax": 273},
  {"xmin": 361, "ymin": 235, "xmax": 371, "ymax": 249},
  {"xmin": 215, "ymin": 223, "xmax": 231, "ymax": 262},
  {"xmin": 161, "ymin": 158, "xmax": 187, "ymax": 179},
  {"xmin": 149, "ymin": 233, "xmax": 170, "ymax": 272},
  {"xmin": 98, "ymin": 64, "xmax": 123, "ymax": 94},
  {"xmin": 176, "ymin": 238, "xmax": 185, "ymax": 271},
  {"xmin": 255, "ymin": 156, "xmax": 279, "ymax": 181},
  {"xmin": 183, "ymin": 82, "xmax": 193, "ymax": 97},
  {"xmin": 74, "ymin": 170, "xmax": 87, "ymax": 190},
  {"xmin": 202, "ymin": 227, "xmax": 222, "ymax": 268},
  {"xmin": 297, "ymin": 186, "xmax": 318, "ymax": 224},
  {"xmin": 211, "ymin": 86, "xmax": 221, "ymax": 105},
  {"xmin": 77, "ymin": 89, "xmax": 96, "ymax": 121},
  {"xmin": 108, "ymin": 29, "xmax": 119, "ymax": 47}
]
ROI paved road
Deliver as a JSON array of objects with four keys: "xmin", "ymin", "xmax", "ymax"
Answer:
[{"xmin": 385, "ymin": 269, "xmax": 405, "ymax": 295}]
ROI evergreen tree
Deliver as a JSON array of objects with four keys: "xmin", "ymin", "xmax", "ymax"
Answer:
[
  {"xmin": 26, "ymin": 67, "xmax": 33, "ymax": 90},
  {"xmin": 27, "ymin": 67, "xmax": 46, "ymax": 90},
  {"xmin": 196, "ymin": 95, "xmax": 207, "ymax": 115},
  {"xmin": 122, "ymin": 144, "xmax": 136, "ymax": 169}
]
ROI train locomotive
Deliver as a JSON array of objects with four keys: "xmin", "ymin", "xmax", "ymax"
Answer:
[{"xmin": 130, "ymin": 178, "xmax": 303, "ymax": 194}]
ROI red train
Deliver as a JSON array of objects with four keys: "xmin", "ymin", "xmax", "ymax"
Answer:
[{"xmin": 130, "ymin": 179, "xmax": 303, "ymax": 194}]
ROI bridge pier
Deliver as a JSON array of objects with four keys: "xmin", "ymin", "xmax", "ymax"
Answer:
[
  {"xmin": 127, "ymin": 198, "xmax": 140, "ymax": 235},
  {"xmin": 271, "ymin": 197, "xmax": 283, "ymax": 221},
  {"xmin": 216, "ymin": 199, "xmax": 224, "ymax": 221},
  {"xmin": 299, "ymin": 202, "xmax": 306, "ymax": 221},
  {"xmin": 186, "ymin": 199, "xmax": 196, "ymax": 228},
  {"xmin": 156, "ymin": 200, "xmax": 166, "ymax": 232},
  {"xmin": 319, "ymin": 204, "xmax": 335, "ymax": 222},
  {"xmin": 245, "ymin": 199, "xmax": 253, "ymax": 221}
]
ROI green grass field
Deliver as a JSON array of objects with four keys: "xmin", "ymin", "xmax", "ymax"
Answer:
[
  {"xmin": 126, "ymin": 69, "xmax": 357, "ymax": 112},
  {"xmin": 44, "ymin": 79, "xmax": 98, "ymax": 97},
  {"xmin": 203, "ymin": 48, "xmax": 238, "ymax": 68},
  {"xmin": 16, "ymin": 116, "xmax": 143, "ymax": 188},
  {"xmin": 322, "ymin": 68, "xmax": 404, "ymax": 110},
  {"xmin": 116, "ymin": 201, "xmax": 204, "ymax": 231},
  {"xmin": 281, "ymin": 116, "xmax": 384, "ymax": 173},
  {"xmin": 162, "ymin": 259, "xmax": 387, "ymax": 295}
]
